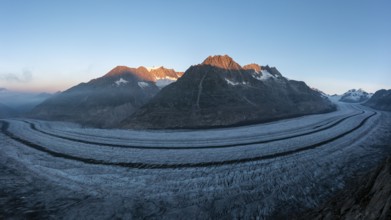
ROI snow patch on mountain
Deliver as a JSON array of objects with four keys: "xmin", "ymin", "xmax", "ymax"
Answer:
[
  {"xmin": 156, "ymin": 76, "xmax": 178, "ymax": 81},
  {"xmin": 138, "ymin": 82, "xmax": 149, "ymax": 88},
  {"xmin": 115, "ymin": 78, "xmax": 128, "ymax": 86},
  {"xmin": 225, "ymin": 78, "xmax": 248, "ymax": 86},
  {"xmin": 156, "ymin": 79, "xmax": 175, "ymax": 88},
  {"xmin": 252, "ymin": 70, "xmax": 276, "ymax": 81}
]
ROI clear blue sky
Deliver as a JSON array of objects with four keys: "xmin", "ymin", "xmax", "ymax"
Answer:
[{"xmin": 0, "ymin": 0, "xmax": 390, "ymax": 94}]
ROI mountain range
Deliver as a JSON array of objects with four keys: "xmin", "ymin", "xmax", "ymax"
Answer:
[
  {"xmin": 30, "ymin": 55, "xmax": 338, "ymax": 129},
  {"xmin": 30, "ymin": 66, "xmax": 183, "ymax": 127},
  {"xmin": 0, "ymin": 88, "xmax": 52, "ymax": 117},
  {"xmin": 122, "ymin": 55, "xmax": 336, "ymax": 129}
]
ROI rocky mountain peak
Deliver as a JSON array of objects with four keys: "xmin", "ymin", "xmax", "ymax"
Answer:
[
  {"xmin": 104, "ymin": 66, "xmax": 153, "ymax": 82},
  {"xmin": 243, "ymin": 63, "xmax": 261, "ymax": 72},
  {"xmin": 104, "ymin": 65, "xmax": 182, "ymax": 82},
  {"xmin": 201, "ymin": 55, "xmax": 242, "ymax": 70},
  {"xmin": 105, "ymin": 66, "xmax": 134, "ymax": 76}
]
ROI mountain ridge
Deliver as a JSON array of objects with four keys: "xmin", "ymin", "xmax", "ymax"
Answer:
[
  {"xmin": 122, "ymin": 55, "xmax": 336, "ymax": 129},
  {"xmin": 29, "ymin": 55, "xmax": 336, "ymax": 129},
  {"xmin": 29, "ymin": 65, "xmax": 173, "ymax": 127},
  {"xmin": 339, "ymin": 88, "xmax": 372, "ymax": 103},
  {"xmin": 104, "ymin": 65, "xmax": 183, "ymax": 82}
]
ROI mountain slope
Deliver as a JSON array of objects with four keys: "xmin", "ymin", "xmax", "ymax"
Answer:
[
  {"xmin": 30, "ymin": 66, "xmax": 158, "ymax": 128},
  {"xmin": 122, "ymin": 55, "xmax": 336, "ymax": 129},
  {"xmin": 364, "ymin": 89, "xmax": 391, "ymax": 111},
  {"xmin": 30, "ymin": 65, "xmax": 182, "ymax": 127},
  {"xmin": 339, "ymin": 89, "xmax": 372, "ymax": 103}
]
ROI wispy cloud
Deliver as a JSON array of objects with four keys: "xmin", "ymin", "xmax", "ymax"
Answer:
[{"xmin": 0, "ymin": 70, "xmax": 33, "ymax": 83}]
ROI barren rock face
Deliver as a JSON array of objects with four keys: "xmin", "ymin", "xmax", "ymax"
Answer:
[{"xmin": 243, "ymin": 63, "xmax": 261, "ymax": 72}]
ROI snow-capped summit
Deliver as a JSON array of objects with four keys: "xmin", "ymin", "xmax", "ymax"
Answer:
[{"xmin": 339, "ymin": 89, "xmax": 372, "ymax": 103}]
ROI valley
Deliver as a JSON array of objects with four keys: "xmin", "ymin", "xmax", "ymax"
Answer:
[
  {"xmin": 1, "ymin": 102, "xmax": 390, "ymax": 219},
  {"xmin": 1, "ymin": 1, "xmax": 389, "ymax": 219}
]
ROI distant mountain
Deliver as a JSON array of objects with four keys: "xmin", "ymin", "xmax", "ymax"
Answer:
[
  {"xmin": 30, "ymin": 65, "xmax": 182, "ymax": 127},
  {"xmin": 122, "ymin": 55, "xmax": 336, "ymax": 129},
  {"xmin": 0, "ymin": 88, "xmax": 52, "ymax": 113},
  {"xmin": 339, "ymin": 89, "xmax": 372, "ymax": 103},
  {"xmin": 364, "ymin": 89, "xmax": 391, "ymax": 111}
]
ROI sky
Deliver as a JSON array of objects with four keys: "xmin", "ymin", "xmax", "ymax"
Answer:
[{"xmin": 0, "ymin": 0, "xmax": 390, "ymax": 94}]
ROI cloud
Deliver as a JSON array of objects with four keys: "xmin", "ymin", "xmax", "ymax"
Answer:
[{"xmin": 0, "ymin": 69, "xmax": 33, "ymax": 83}]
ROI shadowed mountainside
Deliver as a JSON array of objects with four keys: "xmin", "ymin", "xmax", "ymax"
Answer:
[
  {"xmin": 364, "ymin": 89, "xmax": 391, "ymax": 111},
  {"xmin": 29, "ymin": 66, "xmax": 181, "ymax": 127},
  {"xmin": 122, "ymin": 55, "xmax": 336, "ymax": 129}
]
